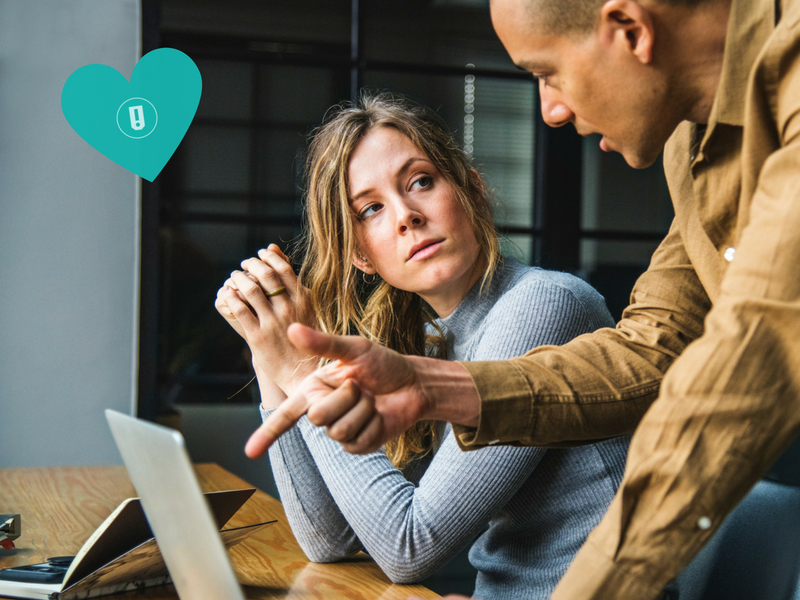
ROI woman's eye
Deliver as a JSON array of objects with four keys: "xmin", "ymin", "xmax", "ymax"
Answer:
[
  {"xmin": 359, "ymin": 203, "xmax": 382, "ymax": 218},
  {"xmin": 411, "ymin": 176, "xmax": 433, "ymax": 190}
]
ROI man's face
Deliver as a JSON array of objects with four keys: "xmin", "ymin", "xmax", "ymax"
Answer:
[{"xmin": 490, "ymin": 0, "xmax": 675, "ymax": 169}]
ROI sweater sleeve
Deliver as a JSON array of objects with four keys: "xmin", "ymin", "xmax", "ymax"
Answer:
[
  {"xmin": 264, "ymin": 406, "xmax": 362, "ymax": 562},
  {"xmin": 296, "ymin": 419, "xmax": 545, "ymax": 583}
]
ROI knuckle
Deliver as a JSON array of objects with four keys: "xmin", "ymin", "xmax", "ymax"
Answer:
[
  {"xmin": 342, "ymin": 441, "xmax": 367, "ymax": 455},
  {"xmin": 231, "ymin": 304, "xmax": 250, "ymax": 319},
  {"xmin": 329, "ymin": 422, "xmax": 353, "ymax": 441},
  {"xmin": 306, "ymin": 405, "xmax": 322, "ymax": 425},
  {"xmin": 241, "ymin": 280, "xmax": 260, "ymax": 295}
]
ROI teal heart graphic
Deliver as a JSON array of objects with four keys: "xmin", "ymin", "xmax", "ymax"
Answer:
[{"xmin": 61, "ymin": 48, "xmax": 202, "ymax": 182}]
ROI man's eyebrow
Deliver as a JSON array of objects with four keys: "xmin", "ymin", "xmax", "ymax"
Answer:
[
  {"xmin": 350, "ymin": 156, "xmax": 430, "ymax": 202},
  {"xmin": 515, "ymin": 61, "xmax": 540, "ymax": 72}
]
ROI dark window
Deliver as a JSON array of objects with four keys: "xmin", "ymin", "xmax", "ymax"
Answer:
[{"xmin": 139, "ymin": 0, "xmax": 672, "ymax": 418}]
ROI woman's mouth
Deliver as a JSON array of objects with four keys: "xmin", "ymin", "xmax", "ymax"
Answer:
[{"xmin": 408, "ymin": 240, "xmax": 443, "ymax": 261}]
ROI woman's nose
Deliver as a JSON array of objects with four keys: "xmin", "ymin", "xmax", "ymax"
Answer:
[
  {"xmin": 396, "ymin": 202, "xmax": 426, "ymax": 233},
  {"xmin": 539, "ymin": 85, "xmax": 573, "ymax": 128}
]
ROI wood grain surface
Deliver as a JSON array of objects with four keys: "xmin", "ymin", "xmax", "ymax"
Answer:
[{"xmin": 0, "ymin": 464, "xmax": 439, "ymax": 600}]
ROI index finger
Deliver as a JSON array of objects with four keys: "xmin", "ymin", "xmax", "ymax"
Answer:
[
  {"xmin": 245, "ymin": 393, "xmax": 310, "ymax": 458},
  {"xmin": 258, "ymin": 245, "xmax": 299, "ymax": 296}
]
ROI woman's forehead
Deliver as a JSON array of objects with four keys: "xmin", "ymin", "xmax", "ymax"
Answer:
[{"xmin": 348, "ymin": 128, "xmax": 432, "ymax": 194}]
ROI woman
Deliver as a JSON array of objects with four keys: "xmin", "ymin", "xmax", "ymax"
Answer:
[{"xmin": 216, "ymin": 93, "xmax": 628, "ymax": 600}]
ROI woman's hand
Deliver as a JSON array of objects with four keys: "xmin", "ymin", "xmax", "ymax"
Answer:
[
  {"xmin": 217, "ymin": 244, "xmax": 316, "ymax": 395},
  {"xmin": 215, "ymin": 279, "xmax": 249, "ymax": 339}
]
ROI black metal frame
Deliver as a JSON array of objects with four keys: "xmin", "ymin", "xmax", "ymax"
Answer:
[{"xmin": 138, "ymin": 0, "xmax": 162, "ymax": 421}]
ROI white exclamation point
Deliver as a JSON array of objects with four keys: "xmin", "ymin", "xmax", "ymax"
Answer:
[{"xmin": 129, "ymin": 105, "xmax": 145, "ymax": 131}]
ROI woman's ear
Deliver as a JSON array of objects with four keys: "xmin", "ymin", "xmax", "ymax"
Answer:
[
  {"xmin": 470, "ymin": 168, "xmax": 486, "ymax": 195},
  {"xmin": 352, "ymin": 250, "xmax": 377, "ymax": 274}
]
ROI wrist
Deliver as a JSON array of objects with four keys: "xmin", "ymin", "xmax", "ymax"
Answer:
[
  {"xmin": 282, "ymin": 358, "xmax": 318, "ymax": 397},
  {"xmin": 406, "ymin": 356, "xmax": 480, "ymax": 427}
]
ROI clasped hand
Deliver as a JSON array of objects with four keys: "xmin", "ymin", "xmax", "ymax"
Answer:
[{"xmin": 215, "ymin": 244, "xmax": 315, "ymax": 395}]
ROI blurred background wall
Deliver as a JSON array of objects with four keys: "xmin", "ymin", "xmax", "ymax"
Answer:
[{"xmin": 0, "ymin": 0, "xmax": 140, "ymax": 467}]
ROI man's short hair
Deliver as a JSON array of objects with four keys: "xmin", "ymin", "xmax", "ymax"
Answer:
[{"xmin": 523, "ymin": 0, "xmax": 708, "ymax": 36}]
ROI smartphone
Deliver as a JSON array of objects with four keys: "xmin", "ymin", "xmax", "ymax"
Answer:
[{"xmin": 0, "ymin": 557, "xmax": 73, "ymax": 584}]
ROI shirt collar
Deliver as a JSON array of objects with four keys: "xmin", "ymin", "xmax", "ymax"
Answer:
[{"xmin": 708, "ymin": 0, "xmax": 776, "ymax": 128}]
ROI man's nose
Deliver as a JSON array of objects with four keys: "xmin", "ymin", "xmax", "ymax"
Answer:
[{"xmin": 539, "ymin": 86, "xmax": 573, "ymax": 128}]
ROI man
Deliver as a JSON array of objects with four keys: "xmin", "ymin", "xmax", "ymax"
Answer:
[{"xmin": 246, "ymin": 0, "xmax": 800, "ymax": 597}]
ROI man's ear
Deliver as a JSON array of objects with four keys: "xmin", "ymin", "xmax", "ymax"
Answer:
[
  {"xmin": 598, "ymin": 0, "xmax": 655, "ymax": 65},
  {"xmin": 352, "ymin": 250, "xmax": 377, "ymax": 274}
]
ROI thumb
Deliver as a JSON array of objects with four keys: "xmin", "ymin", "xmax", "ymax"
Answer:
[{"xmin": 287, "ymin": 323, "xmax": 367, "ymax": 362}]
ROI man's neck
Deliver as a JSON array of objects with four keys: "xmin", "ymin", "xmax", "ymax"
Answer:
[{"xmin": 657, "ymin": 0, "xmax": 733, "ymax": 124}]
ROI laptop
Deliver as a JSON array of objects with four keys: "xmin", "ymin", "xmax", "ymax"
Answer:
[
  {"xmin": 104, "ymin": 409, "xmax": 247, "ymax": 600},
  {"xmin": 0, "ymin": 410, "xmax": 260, "ymax": 600}
]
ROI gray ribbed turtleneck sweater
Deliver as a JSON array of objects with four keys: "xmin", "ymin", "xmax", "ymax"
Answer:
[{"xmin": 264, "ymin": 258, "xmax": 629, "ymax": 599}]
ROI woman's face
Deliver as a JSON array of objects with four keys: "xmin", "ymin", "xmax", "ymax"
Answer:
[{"xmin": 347, "ymin": 126, "xmax": 483, "ymax": 317}]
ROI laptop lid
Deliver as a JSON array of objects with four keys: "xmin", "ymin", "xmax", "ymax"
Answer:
[{"xmin": 105, "ymin": 409, "xmax": 246, "ymax": 600}]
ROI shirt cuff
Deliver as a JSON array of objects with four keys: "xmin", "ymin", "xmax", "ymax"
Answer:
[
  {"xmin": 451, "ymin": 359, "xmax": 536, "ymax": 449},
  {"xmin": 552, "ymin": 536, "xmax": 666, "ymax": 600}
]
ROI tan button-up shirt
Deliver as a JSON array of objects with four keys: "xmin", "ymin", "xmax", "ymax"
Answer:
[{"xmin": 454, "ymin": 0, "xmax": 800, "ymax": 598}]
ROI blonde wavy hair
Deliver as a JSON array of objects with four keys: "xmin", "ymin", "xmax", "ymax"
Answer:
[{"xmin": 298, "ymin": 92, "xmax": 500, "ymax": 469}]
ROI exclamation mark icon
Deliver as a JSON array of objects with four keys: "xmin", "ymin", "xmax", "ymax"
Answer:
[
  {"xmin": 128, "ymin": 105, "xmax": 145, "ymax": 131},
  {"xmin": 117, "ymin": 98, "xmax": 157, "ymax": 139}
]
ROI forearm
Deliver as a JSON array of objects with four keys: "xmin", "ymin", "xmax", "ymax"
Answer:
[
  {"xmin": 254, "ymin": 361, "xmax": 286, "ymax": 410},
  {"xmin": 296, "ymin": 420, "xmax": 542, "ymax": 583},
  {"xmin": 456, "ymin": 326, "xmax": 667, "ymax": 447},
  {"xmin": 264, "ymin": 407, "xmax": 361, "ymax": 561}
]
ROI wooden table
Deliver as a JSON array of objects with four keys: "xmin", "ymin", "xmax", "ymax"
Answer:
[{"xmin": 0, "ymin": 464, "xmax": 439, "ymax": 600}]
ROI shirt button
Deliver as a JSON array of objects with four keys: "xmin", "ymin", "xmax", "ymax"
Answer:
[
  {"xmin": 724, "ymin": 247, "xmax": 736, "ymax": 262},
  {"xmin": 697, "ymin": 516, "xmax": 712, "ymax": 530},
  {"xmin": 488, "ymin": 439, "xmax": 500, "ymax": 445}
]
